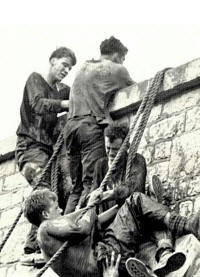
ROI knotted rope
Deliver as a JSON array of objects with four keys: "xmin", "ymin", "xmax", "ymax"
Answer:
[{"xmin": 0, "ymin": 131, "xmax": 64, "ymax": 253}]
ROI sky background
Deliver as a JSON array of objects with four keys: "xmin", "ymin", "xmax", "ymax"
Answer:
[{"xmin": 1, "ymin": 0, "xmax": 200, "ymax": 141}]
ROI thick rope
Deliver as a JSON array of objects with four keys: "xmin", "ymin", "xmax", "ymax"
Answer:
[
  {"xmin": 99, "ymin": 71, "xmax": 159, "ymax": 190},
  {"xmin": 125, "ymin": 69, "xmax": 167, "ymax": 181},
  {"xmin": 0, "ymin": 132, "xmax": 64, "ymax": 253}
]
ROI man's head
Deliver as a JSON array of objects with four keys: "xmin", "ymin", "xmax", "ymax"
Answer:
[
  {"xmin": 104, "ymin": 123, "xmax": 129, "ymax": 168},
  {"xmin": 100, "ymin": 36, "xmax": 128, "ymax": 64},
  {"xmin": 23, "ymin": 189, "xmax": 62, "ymax": 227},
  {"xmin": 49, "ymin": 47, "xmax": 77, "ymax": 82}
]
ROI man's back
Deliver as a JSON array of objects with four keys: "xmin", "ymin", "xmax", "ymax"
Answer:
[{"xmin": 68, "ymin": 59, "xmax": 133, "ymax": 122}]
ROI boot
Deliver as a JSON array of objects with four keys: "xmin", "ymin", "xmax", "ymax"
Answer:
[
  {"xmin": 165, "ymin": 211, "xmax": 200, "ymax": 239},
  {"xmin": 184, "ymin": 212, "xmax": 200, "ymax": 239},
  {"xmin": 153, "ymin": 249, "xmax": 186, "ymax": 277},
  {"xmin": 125, "ymin": 257, "xmax": 155, "ymax": 277},
  {"xmin": 151, "ymin": 175, "xmax": 163, "ymax": 204}
]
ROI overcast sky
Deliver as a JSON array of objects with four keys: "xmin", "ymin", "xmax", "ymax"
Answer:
[{"xmin": 1, "ymin": 1, "xmax": 200, "ymax": 141}]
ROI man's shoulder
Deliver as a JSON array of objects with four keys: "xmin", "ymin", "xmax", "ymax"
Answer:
[{"xmin": 26, "ymin": 72, "xmax": 46, "ymax": 85}]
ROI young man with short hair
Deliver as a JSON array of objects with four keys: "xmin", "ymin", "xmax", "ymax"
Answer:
[
  {"xmin": 64, "ymin": 37, "xmax": 135, "ymax": 214},
  {"xmin": 16, "ymin": 46, "xmax": 76, "ymax": 260}
]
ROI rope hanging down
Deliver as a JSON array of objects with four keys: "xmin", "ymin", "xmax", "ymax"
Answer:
[
  {"xmin": 35, "ymin": 68, "xmax": 168, "ymax": 277},
  {"xmin": 125, "ymin": 69, "xmax": 168, "ymax": 182},
  {"xmin": 0, "ymin": 131, "xmax": 64, "ymax": 253},
  {"xmin": 99, "ymin": 69, "xmax": 167, "ymax": 191}
]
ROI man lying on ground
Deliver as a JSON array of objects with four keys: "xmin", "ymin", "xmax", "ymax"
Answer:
[
  {"xmin": 22, "ymin": 187, "xmax": 199, "ymax": 277},
  {"xmin": 91, "ymin": 123, "xmax": 182, "ymax": 276}
]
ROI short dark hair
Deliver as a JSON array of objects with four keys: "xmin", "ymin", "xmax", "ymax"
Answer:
[
  {"xmin": 105, "ymin": 123, "xmax": 129, "ymax": 143},
  {"xmin": 100, "ymin": 36, "xmax": 128, "ymax": 56},
  {"xmin": 23, "ymin": 189, "xmax": 58, "ymax": 227},
  {"xmin": 49, "ymin": 47, "xmax": 77, "ymax": 66}
]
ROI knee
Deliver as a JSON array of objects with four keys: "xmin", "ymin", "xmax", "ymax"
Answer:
[{"xmin": 22, "ymin": 162, "xmax": 43, "ymax": 186}]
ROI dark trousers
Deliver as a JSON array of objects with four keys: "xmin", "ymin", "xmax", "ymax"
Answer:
[
  {"xmin": 98, "ymin": 192, "xmax": 170, "ymax": 275},
  {"xmin": 16, "ymin": 136, "xmax": 52, "ymax": 253},
  {"xmin": 64, "ymin": 116, "xmax": 106, "ymax": 213}
]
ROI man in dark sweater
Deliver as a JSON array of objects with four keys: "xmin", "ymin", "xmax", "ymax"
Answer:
[{"xmin": 16, "ymin": 47, "xmax": 76, "ymax": 260}]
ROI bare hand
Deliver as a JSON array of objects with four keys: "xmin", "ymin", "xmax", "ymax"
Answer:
[
  {"xmin": 103, "ymin": 251, "xmax": 121, "ymax": 277},
  {"xmin": 60, "ymin": 100, "xmax": 69, "ymax": 109},
  {"xmin": 87, "ymin": 188, "xmax": 103, "ymax": 206}
]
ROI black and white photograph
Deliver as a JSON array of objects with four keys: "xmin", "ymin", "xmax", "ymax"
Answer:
[{"xmin": 1, "ymin": 1, "xmax": 200, "ymax": 276}]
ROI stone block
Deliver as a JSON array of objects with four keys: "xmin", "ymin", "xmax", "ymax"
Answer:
[
  {"xmin": 3, "ymin": 173, "xmax": 28, "ymax": 192},
  {"xmin": 0, "ymin": 223, "xmax": 29, "ymax": 263},
  {"xmin": 169, "ymin": 130, "xmax": 200, "ymax": 179},
  {"xmin": 0, "ymin": 160, "xmax": 16, "ymax": 178},
  {"xmin": 0, "ymin": 206, "xmax": 24, "ymax": 229},
  {"xmin": 163, "ymin": 88, "xmax": 200, "ymax": 115},
  {"xmin": 186, "ymin": 106, "xmax": 200, "ymax": 132},
  {"xmin": 148, "ymin": 104, "xmax": 162, "ymax": 123},
  {"xmin": 0, "ymin": 189, "xmax": 24, "ymax": 210},
  {"xmin": 149, "ymin": 113, "xmax": 185, "ymax": 143},
  {"xmin": 171, "ymin": 234, "xmax": 200, "ymax": 277},
  {"xmin": 138, "ymin": 145, "xmax": 154, "ymax": 165},
  {"xmin": 154, "ymin": 141, "xmax": 171, "ymax": 160},
  {"xmin": 147, "ymin": 161, "xmax": 169, "ymax": 183},
  {"xmin": 0, "ymin": 267, "xmax": 8, "ymax": 277}
]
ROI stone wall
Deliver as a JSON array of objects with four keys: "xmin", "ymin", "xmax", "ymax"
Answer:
[
  {"xmin": 110, "ymin": 57, "xmax": 200, "ymax": 217},
  {"xmin": 1, "ymin": 58, "xmax": 200, "ymax": 275}
]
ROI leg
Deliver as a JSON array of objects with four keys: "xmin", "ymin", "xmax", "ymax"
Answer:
[
  {"xmin": 76, "ymin": 117, "xmax": 106, "ymax": 209},
  {"xmin": 64, "ymin": 150, "xmax": 82, "ymax": 213},
  {"xmin": 16, "ymin": 138, "xmax": 52, "ymax": 255}
]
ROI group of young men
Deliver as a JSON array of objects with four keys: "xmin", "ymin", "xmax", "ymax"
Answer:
[{"xmin": 15, "ymin": 36, "xmax": 200, "ymax": 277}]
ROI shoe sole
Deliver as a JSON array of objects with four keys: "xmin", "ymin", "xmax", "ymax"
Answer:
[
  {"xmin": 152, "ymin": 175, "xmax": 163, "ymax": 204},
  {"xmin": 126, "ymin": 258, "xmax": 152, "ymax": 277},
  {"xmin": 154, "ymin": 252, "xmax": 186, "ymax": 277}
]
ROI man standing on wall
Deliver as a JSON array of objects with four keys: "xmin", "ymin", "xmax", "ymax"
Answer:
[
  {"xmin": 15, "ymin": 47, "xmax": 76, "ymax": 263},
  {"xmin": 64, "ymin": 36, "xmax": 135, "ymax": 214}
]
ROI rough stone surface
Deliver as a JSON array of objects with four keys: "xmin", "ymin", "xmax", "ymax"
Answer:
[
  {"xmin": 3, "ymin": 173, "xmax": 28, "ymax": 192},
  {"xmin": 0, "ymin": 190, "xmax": 24, "ymax": 210},
  {"xmin": 139, "ymin": 145, "xmax": 154, "ymax": 165},
  {"xmin": 185, "ymin": 106, "xmax": 200, "ymax": 132},
  {"xmin": 148, "ymin": 104, "xmax": 162, "ymax": 123},
  {"xmin": 0, "ymin": 206, "xmax": 23, "ymax": 229},
  {"xmin": 163, "ymin": 88, "xmax": 200, "ymax": 115},
  {"xmin": 0, "ymin": 161, "xmax": 16, "ymax": 178},
  {"xmin": 169, "ymin": 130, "xmax": 200, "ymax": 179},
  {"xmin": 148, "ymin": 113, "xmax": 185, "ymax": 143},
  {"xmin": 147, "ymin": 161, "xmax": 169, "ymax": 183},
  {"xmin": 154, "ymin": 141, "xmax": 172, "ymax": 160},
  {"xmin": 0, "ymin": 223, "xmax": 29, "ymax": 263}
]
